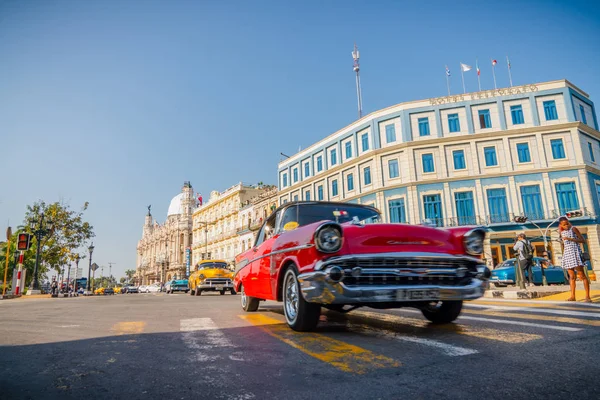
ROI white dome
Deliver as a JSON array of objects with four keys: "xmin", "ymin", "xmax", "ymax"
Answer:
[{"xmin": 167, "ymin": 193, "xmax": 184, "ymax": 217}]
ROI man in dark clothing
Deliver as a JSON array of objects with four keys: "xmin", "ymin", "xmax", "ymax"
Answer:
[{"xmin": 513, "ymin": 233, "xmax": 534, "ymax": 287}]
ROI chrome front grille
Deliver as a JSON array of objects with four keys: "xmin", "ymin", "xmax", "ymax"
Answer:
[
  {"xmin": 204, "ymin": 278, "xmax": 231, "ymax": 285},
  {"xmin": 333, "ymin": 257, "xmax": 479, "ymax": 270},
  {"xmin": 342, "ymin": 274, "xmax": 472, "ymax": 287}
]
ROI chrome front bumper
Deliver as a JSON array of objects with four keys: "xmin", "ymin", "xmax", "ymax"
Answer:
[
  {"xmin": 199, "ymin": 282, "xmax": 233, "ymax": 290},
  {"xmin": 297, "ymin": 272, "xmax": 487, "ymax": 304}
]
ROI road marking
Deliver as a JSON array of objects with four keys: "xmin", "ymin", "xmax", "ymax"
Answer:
[
  {"xmin": 393, "ymin": 336, "xmax": 478, "ymax": 356},
  {"xmin": 240, "ymin": 314, "xmax": 401, "ymax": 373},
  {"xmin": 395, "ymin": 309, "xmax": 583, "ymax": 331},
  {"xmin": 57, "ymin": 325, "xmax": 80, "ymax": 328},
  {"xmin": 180, "ymin": 318, "xmax": 241, "ymax": 362},
  {"xmin": 467, "ymin": 304, "xmax": 600, "ymax": 318},
  {"xmin": 463, "ymin": 309, "xmax": 600, "ymax": 327},
  {"xmin": 477, "ymin": 298, "xmax": 600, "ymax": 308},
  {"xmin": 110, "ymin": 321, "xmax": 146, "ymax": 335},
  {"xmin": 354, "ymin": 311, "xmax": 542, "ymax": 343},
  {"xmin": 473, "ymin": 300, "xmax": 600, "ymax": 312}
]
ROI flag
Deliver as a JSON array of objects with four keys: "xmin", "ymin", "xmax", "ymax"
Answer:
[
  {"xmin": 445, "ymin": 65, "xmax": 451, "ymax": 76},
  {"xmin": 492, "ymin": 59, "xmax": 497, "ymax": 66},
  {"xmin": 476, "ymin": 61, "xmax": 480, "ymax": 76},
  {"xmin": 197, "ymin": 193, "xmax": 203, "ymax": 206},
  {"xmin": 507, "ymin": 56, "xmax": 511, "ymax": 69},
  {"xmin": 460, "ymin": 63, "xmax": 472, "ymax": 72}
]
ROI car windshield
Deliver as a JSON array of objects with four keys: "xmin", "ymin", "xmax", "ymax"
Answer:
[
  {"xmin": 282, "ymin": 203, "xmax": 381, "ymax": 230},
  {"xmin": 199, "ymin": 262, "xmax": 227, "ymax": 269}
]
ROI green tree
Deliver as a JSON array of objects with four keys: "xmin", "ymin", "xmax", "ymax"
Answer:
[
  {"xmin": 125, "ymin": 269, "xmax": 136, "ymax": 281},
  {"xmin": 23, "ymin": 200, "xmax": 94, "ymax": 280},
  {"xmin": 119, "ymin": 277, "xmax": 126, "ymax": 284}
]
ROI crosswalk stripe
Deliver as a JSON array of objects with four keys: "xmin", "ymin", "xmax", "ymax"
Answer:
[
  {"xmin": 473, "ymin": 300, "xmax": 600, "ymax": 312},
  {"xmin": 110, "ymin": 321, "xmax": 146, "ymax": 335},
  {"xmin": 395, "ymin": 309, "xmax": 583, "ymax": 331},
  {"xmin": 467, "ymin": 304, "xmax": 600, "ymax": 318},
  {"xmin": 354, "ymin": 311, "xmax": 542, "ymax": 343},
  {"xmin": 240, "ymin": 314, "xmax": 401, "ymax": 374},
  {"xmin": 477, "ymin": 299, "xmax": 600, "ymax": 308},
  {"xmin": 393, "ymin": 336, "xmax": 479, "ymax": 356},
  {"xmin": 180, "ymin": 318, "xmax": 241, "ymax": 362},
  {"xmin": 462, "ymin": 309, "xmax": 600, "ymax": 327}
]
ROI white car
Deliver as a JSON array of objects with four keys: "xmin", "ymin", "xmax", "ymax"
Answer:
[
  {"xmin": 145, "ymin": 283, "xmax": 162, "ymax": 293},
  {"xmin": 138, "ymin": 285, "xmax": 148, "ymax": 293}
]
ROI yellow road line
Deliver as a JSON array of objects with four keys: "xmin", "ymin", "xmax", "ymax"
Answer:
[
  {"xmin": 462, "ymin": 309, "xmax": 600, "ymax": 327},
  {"xmin": 472, "ymin": 300, "xmax": 600, "ymax": 312},
  {"xmin": 110, "ymin": 321, "xmax": 146, "ymax": 335},
  {"xmin": 240, "ymin": 314, "xmax": 401, "ymax": 373},
  {"xmin": 539, "ymin": 290, "xmax": 600, "ymax": 302},
  {"xmin": 354, "ymin": 311, "xmax": 542, "ymax": 343}
]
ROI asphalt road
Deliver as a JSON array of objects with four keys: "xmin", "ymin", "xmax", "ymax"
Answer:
[{"xmin": 1, "ymin": 293, "xmax": 599, "ymax": 400}]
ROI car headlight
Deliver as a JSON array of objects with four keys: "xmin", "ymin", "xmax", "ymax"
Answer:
[
  {"xmin": 463, "ymin": 228, "xmax": 486, "ymax": 255},
  {"xmin": 315, "ymin": 223, "xmax": 343, "ymax": 253},
  {"xmin": 199, "ymin": 274, "xmax": 205, "ymax": 279}
]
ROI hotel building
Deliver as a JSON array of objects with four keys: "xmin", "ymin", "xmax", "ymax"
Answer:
[{"xmin": 276, "ymin": 80, "xmax": 600, "ymax": 273}]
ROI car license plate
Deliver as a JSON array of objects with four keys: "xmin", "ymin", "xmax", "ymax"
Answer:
[
  {"xmin": 215, "ymin": 285, "xmax": 223, "ymax": 290},
  {"xmin": 396, "ymin": 289, "xmax": 440, "ymax": 301}
]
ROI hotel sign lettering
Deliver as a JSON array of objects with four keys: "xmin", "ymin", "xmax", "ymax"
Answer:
[{"xmin": 429, "ymin": 84, "xmax": 539, "ymax": 106}]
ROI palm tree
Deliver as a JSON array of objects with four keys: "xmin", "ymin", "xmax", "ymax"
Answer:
[{"xmin": 125, "ymin": 269, "xmax": 135, "ymax": 282}]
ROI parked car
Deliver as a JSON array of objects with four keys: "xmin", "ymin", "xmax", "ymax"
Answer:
[
  {"xmin": 165, "ymin": 279, "xmax": 189, "ymax": 294},
  {"xmin": 234, "ymin": 201, "xmax": 489, "ymax": 332},
  {"xmin": 121, "ymin": 284, "xmax": 139, "ymax": 294},
  {"xmin": 490, "ymin": 257, "xmax": 566, "ymax": 287},
  {"xmin": 143, "ymin": 283, "xmax": 162, "ymax": 293},
  {"xmin": 94, "ymin": 287, "xmax": 105, "ymax": 295},
  {"xmin": 138, "ymin": 285, "xmax": 148, "ymax": 293},
  {"xmin": 104, "ymin": 288, "xmax": 115, "ymax": 295},
  {"xmin": 188, "ymin": 260, "xmax": 235, "ymax": 296}
]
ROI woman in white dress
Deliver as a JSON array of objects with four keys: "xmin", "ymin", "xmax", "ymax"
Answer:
[{"xmin": 558, "ymin": 217, "xmax": 591, "ymax": 302}]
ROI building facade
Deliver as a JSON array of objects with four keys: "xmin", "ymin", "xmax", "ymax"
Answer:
[
  {"xmin": 136, "ymin": 182, "xmax": 195, "ymax": 284},
  {"xmin": 191, "ymin": 183, "xmax": 267, "ymax": 266},
  {"xmin": 276, "ymin": 79, "xmax": 600, "ymax": 272},
  {"xmin": 236, "ymin": 185, "xmax": 278, "ymax": 253}
]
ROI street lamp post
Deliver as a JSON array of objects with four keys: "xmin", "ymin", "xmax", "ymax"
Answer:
[
  {"xmin": 73, "ymin": 254, "xmax": 80, "ymax": 296},
  {"xmin": 29, "ymin": 213, "xmax": 54, "ymax": 294},
  {"xmin": 86, "ymin": 243, "xmax": 94, "ymax": 294}
]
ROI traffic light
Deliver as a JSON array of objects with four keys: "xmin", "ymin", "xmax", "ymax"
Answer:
[
  {"xmin": 566, "ymin": 210, "xmax": 583, "ymax": 218},
  {"xmin": 17, "ymin": 233, "xmax": 32, "ymax": 251},
  {"xmin": 513, "ymin": 216, "xmax": 528, "ymax": 223}
]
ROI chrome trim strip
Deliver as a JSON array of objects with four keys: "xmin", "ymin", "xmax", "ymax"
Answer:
[
  {"xmin": 315, "ymin": 252, "xmax": 484, "ymax": 271},
  {"xmin": 235, "ymin": 244, "xmax": 315, "ymax": 276}
]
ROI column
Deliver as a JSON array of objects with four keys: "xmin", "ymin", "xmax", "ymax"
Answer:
[{"xmin": 584, "ymin": 224, "xmax": 600, "ymax": 275}]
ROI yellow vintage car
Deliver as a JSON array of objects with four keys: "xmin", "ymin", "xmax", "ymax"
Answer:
[
  {"xmin": 94, "ymin": 287, "xmax": 105, "ymax": 295},
  {"xmin": 188, "ymin": 260, "xmax": 235, "ymax": 296}
]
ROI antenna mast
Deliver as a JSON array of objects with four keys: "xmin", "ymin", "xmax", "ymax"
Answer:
[{"xmin": 352, "ymin": 43, "xmax": 363, "ymax": 119}]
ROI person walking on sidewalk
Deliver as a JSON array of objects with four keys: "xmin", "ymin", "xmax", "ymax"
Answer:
[
  {"xmin": 558, "ymin": 217, "xmax": 591, "ymax": 302},
  {"xmin": 514, "ymin": 233, "xmax": 535, "ymax": 287}
]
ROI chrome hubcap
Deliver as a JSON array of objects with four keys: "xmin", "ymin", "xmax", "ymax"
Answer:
[
  {"xmin": 284, "ymin": 272, "xmax": 298, "ymax": 322},
  {"xmin": 241, "ymin": 286, "xmax": 247, "ymax": 308}
]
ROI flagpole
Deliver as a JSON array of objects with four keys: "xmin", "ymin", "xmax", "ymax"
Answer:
[
  {"xmin": 507, "ymin": 55, "xmax": 513, "ymax": 87},
  {"xmin": 446, "ymin": 71, "xmax": 450, "ymax": 96},
  {"xmin": 476, "ymin": 59, "xmax": 481, "ymax": 91},
  {"xmin": 491, "ymin": 59, "xmax": 497, "ymax": 89},
  {"xmin": 460, "ymin": 63, "xmax": 466, "ymax": 94}
]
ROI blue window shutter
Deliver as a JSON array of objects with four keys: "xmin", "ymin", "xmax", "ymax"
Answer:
[
  {"xmin": 422, "ymin": 154, "xmax": 434, "ymax": 173},
  {"xmin": 453, "ymin": 150, "xmax": 466, "ymax": 170},
  {"xmin": 389, "ymin": 199, "xmax": 406, "ymax": 223},
  {"xmin": 304, "ymin": 163, "xmax": 310, "ymax": 177},
  {"xmin": 418, "ymin": 117, "xmax": 430, "ymax": 136},
  {"xmin": 389, "ymin": 160, "xmax": 399, "ymax": 178},
  {"xmin": 484, "ymin": 147, "xmax": 498, "ymax": 166},
  {"xmin": 520, "ymin": 185, "xmax": 544, "ymax": 220},
  {"xmin": 316, "ymin": 156, "xmax": 323, "ymax": 172},
  {"xmin": 423, "ymin": 194, "xmax": 443, "ymax": 227},
  {"xmin": 282, "ymin": 173, "xmax": 288, "ymax": 187},
  {"xmin": 347, "ymin": 174, "xmax": 354, "ymax": 191},
  {"xmin": 487, "ymin": 188, "xmax": 509, "ymax": 223},
  {"xmin": 332, "ymin": 180, "xmax": 338, "ymax": 196},
  {"xmin": 385, "ymin": 124, "xmax": 396, "ymax": 143},
  {"xmin": 556, "ymin": 182, "xmax": 579, "ymax": 214},
  {"xmin": 550, "ymin": 139, "xmax": 565, "ymax": 159},
  {"xmin": 345, "ymin": 142, "xmax": 352, "ymax": 158},
  {"xmin": 305, "ymin": 191, "xmax": 310, "ymax": 201},
  {"xmin": 588, "ymin": 142, "xmax": 596, "ymax": 162},
  {"xmin": 478, "ymin": 109, "xmax": 491, "ymax": 129},
  {"xmin": 364, "ymin": 167, "xmax": 371, "ymax": 185},
  {"xmin": 511, "ymin": 105, "xmax": 524, "ymax": 125},
  {"xmin": 318, "ymin": 186, "xmax": 323, "ymax": 200},
  {"xmin": 454, "ymin": 192, "xmax": 475, "ymax": 225},
  {"xmin": 543, "ymin": 100, "xmax": 558, "ymax": 121},
  {"xmin": 448, "ymin": 113, "xmax": 460, "ymax": 133},
  {"xmin": 580, "ymin": 105, "xmax": 588, "ymax": 124},
  {"xmin": 517, "ymin": 143, "xmax": 531, "ymax": 163},
  {"xmin": 361, "ymin": 133, "xmax": 369, "ymax": 151},
  {"xmin": 331, "ymin": 149, "xmax": 337, "ymax": 165}
]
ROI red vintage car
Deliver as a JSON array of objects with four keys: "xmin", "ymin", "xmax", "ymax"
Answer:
[{"xmin": 234, "ymin": 201, "xmax": 490, "ymax": 331}]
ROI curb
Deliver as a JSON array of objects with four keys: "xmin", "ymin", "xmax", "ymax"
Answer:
[{"xmin": 484, "ymin": 290, "xmax": 566, "ymax": 299}]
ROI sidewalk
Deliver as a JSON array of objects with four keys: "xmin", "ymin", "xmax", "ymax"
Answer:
[{"xmin": 485, "ymin": 282, "xmax": 600, "ymax": 302}]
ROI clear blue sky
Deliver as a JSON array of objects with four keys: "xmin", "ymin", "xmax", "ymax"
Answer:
[{"xmin": 1, "ymin": 0, "xmax": 599, "ymax": 278}]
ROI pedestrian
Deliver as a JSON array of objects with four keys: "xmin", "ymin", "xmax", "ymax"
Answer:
[
  {"xmin": 558, "ymin": 217, "xmax": 591, "ymax": 302},
  {"xmin": 50, "ymin": 278, "xmax": 58, "ymax": 296},
  {"xmin": 514, "ymin": 233, "xmax": 535, "ymax": 287}
]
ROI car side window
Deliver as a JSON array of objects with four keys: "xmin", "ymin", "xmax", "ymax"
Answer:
[
  {"xmin": 255, "ymin": 214, "xmax": 277, "ymax": 247},
  {"xmin": 278, "ymin": 205, "xmax": 298, "ymax": 233}
]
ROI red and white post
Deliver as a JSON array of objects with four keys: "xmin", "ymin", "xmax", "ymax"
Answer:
[{"xmin": 14, "ymin": 251, "xmax": 24, "ymax": 296}]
